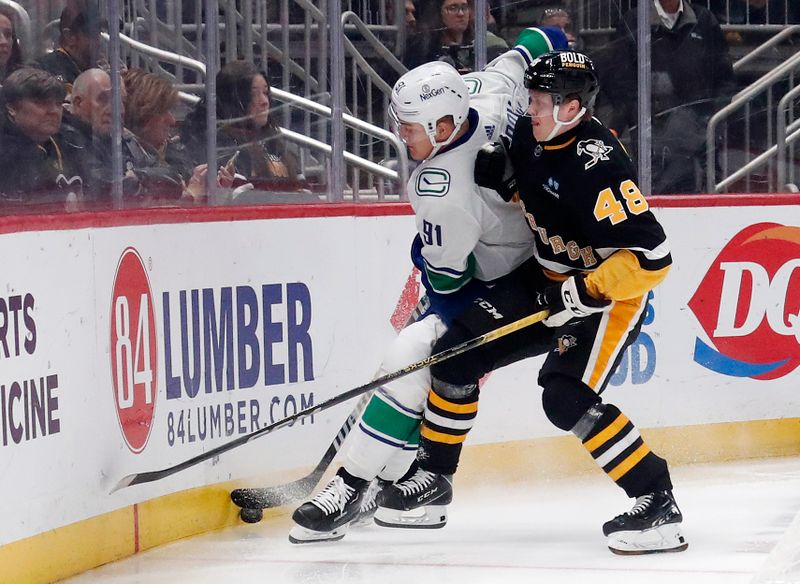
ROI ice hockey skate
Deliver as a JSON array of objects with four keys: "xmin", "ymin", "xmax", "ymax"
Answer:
[
  {"xmin": 602, "ymin": 490, "xmax": 688, "ymax": 555},
  {"xmin": 374, "ymin": 467, "xmax": 452, "ymax": 529},
  {"xmin": 288, "ymin": 472, "xmax": 366, "ymax": 544},
  {"xmin": 351, "ymin": 478, "xmax": 391, "ymax": 528}
]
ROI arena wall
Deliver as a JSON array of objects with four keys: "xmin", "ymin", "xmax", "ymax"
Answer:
[{"xmin": 1, "ymin": 196, "xmax": 799, "ymax": 583}]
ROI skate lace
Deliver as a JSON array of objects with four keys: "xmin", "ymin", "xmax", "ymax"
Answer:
[
  {"xmin": 360, "ymin": 479, "xmax": 381, "ymax": 512},
  {"xmin": 396, "ymin": 469, "xmax": 436, "ymax": 496},
  {"xmin": 625, "ymin": 494, "xmax": 654, "ymax": 517},
  {"xmin": 310, "ymin": 476, "xmax": 356, "ymax": 516}
]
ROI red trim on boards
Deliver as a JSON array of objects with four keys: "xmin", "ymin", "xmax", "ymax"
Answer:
[
  {"xmin": 0, "ymin": 202, "xmax": 414, "ymax": 235},
  {"xmin": 648, "ymin": 193, "xmax": 800, "ymax": 207},
  {"xmin": 133, "ymin": 503, "xmax": 140, "ymax": 553},
  {"xmin": 1, "ymin": 194, "xmax": 799, "ymax": 236}
]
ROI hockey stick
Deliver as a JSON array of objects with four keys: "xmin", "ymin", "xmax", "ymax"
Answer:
[
  {"xmin": 110, "ymin": 308, "xmax": 548, "ymax": 494},
  {"xmin": 229, "ymin": 390, "xmax": 373, "ymax": 511},
  {"xmin": 230, "ymin": 302, "xmax": 426, "ymax": 511}
]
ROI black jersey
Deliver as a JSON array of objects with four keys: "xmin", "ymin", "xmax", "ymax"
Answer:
[{"xmin": 510, "ymin": 116, "xmax": 672, "ymax": 300}]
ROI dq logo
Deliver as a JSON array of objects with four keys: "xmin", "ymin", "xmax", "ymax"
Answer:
[
  {"xmin": 110, "ymin": 247, "xmax": 158, "ymax": 452},
  {"xmin": 688, "ymin": 223, "xmax": 800, "ymax": 380}
]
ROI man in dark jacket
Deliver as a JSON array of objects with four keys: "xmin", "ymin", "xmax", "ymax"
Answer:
[
  {"xmin": 60, "ymin": 68, "xmax": 151, "ymax": 204},
  {"xmin": 35, "ymin": 0, "xmax": 104, "ymax": 95},
  {"xmin": 604, "ymin": 0, "xmax": 736, "ymax": 194}
]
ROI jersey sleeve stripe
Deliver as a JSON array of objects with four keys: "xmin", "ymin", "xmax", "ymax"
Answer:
[
  {"xmin": 424, "ymin": 261, "xmax": 468, "ymax": 277},
  {"xmin": 425, "ymin": 267, "xmax": 473, "ymax": 294},
  {"xmin": 422, "ymin": 253, "xmax": 477, "ymax": 294},
  {"xmin": 595, "ymin": 240, "xmax": 672, "ymax": 264},
  {"xmin": 633, "ymin": 250, "xmax": 673, "ymax": 271},
  {"xmin": 512, "ymin": 46, "xmax": 534, "ymax": 66}
]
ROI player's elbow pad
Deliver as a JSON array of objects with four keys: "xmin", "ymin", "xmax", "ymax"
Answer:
[{"xmin": 474, "ymin": 139, "xmax": 517, "ymax": 202}]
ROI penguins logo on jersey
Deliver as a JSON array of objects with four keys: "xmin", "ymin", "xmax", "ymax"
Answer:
[
  {"xmin": 556, "ymin": 334, "xmax": 577, "ymax": 354},
  {"xmin": 577, "ymin": 139, "xmax": 613, "ymax": 169}
]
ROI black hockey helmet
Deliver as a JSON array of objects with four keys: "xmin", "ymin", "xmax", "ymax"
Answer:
[{"xmin": 524, "ymin": 51, "xmax": 600, "ymax": 109}]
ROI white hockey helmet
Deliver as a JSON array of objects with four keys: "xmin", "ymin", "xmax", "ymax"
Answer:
[{"xmin": 389, "ymin": 61, "xmax": 470, "ymax": 158}]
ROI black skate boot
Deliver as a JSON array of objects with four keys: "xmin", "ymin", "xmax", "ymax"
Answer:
[
  {"xmin": 289, "ymin": 470, "xmax": 367, "ymax": 544},
  {"xmin": 351, "ymin": 478, "xmax": 391, "ymax": 528},
  {"xmin": 602, "ymin": 490, "xmax": 688, "ymax": 555},
  {"xmin": 374, "ymin": 467, "xmax": 452, "ymax": 529}
]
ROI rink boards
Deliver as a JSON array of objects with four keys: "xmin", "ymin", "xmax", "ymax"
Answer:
[{"xmin": 1, "ymin": 196, "xmax": 799, "ymax": 583}]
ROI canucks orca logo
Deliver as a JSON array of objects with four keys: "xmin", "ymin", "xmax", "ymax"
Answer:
[
  {"xmin": 688, "ymin": 223, "xmax": 800, "ymax": 380},
  {"xmin": 577, "ymin": 139, "xmax": 613, "ymax": 169},
  {"xmin": 416, "ymin": 168, "xmax": 451, "ymax": 197}
]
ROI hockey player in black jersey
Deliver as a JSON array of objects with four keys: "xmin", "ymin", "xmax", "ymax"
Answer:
[{"xmin": 377, "ymin": 51, "xmax": 687, "ymax": 555}]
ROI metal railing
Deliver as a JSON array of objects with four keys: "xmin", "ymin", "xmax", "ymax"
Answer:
[
  {"xmin": 109, "ymin": 27, "xmax": 407, "ymax": 200},
  {"xmin": 707, "ymin": 50, "xmax": 800, "ymax": 192},
  {"xmin": 776, "ymin": 84, "xmax": 800, "ymax": 189},
  {"xmin": 734, "ymin": 25, "xmax": 800, "ymax": 73},
  {"xmin": 340, "ymin": 10, "xmax": 409, "ymax": 200}
]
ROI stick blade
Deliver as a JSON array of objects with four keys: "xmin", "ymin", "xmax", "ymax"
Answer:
[
  {"xmin": 109, "ymin": 473, "xmax": 138, "ymax": 494},
  {"xmin": 231, "ymin": 475, "xmax": 320, "ymax": 510}
]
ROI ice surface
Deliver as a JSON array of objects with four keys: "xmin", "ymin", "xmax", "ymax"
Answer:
[{"xmin": 63, "ymin": 456, "xmax": 800, "ymax": 584}]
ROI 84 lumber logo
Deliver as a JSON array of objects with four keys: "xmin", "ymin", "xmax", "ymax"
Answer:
[
  {"xmin": 110, "ymin": 247, "xmax": 158, "ymax": 452},
  {"xmin": 688, "ymin": 223, "xmax": 800, "ymax": 380}
]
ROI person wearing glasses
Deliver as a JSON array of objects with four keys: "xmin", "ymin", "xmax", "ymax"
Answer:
[{"xmin": 403, "ymin": 0, "xmax": 508, "ymax": 73}]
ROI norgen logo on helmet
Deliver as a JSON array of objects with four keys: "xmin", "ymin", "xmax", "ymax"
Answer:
[{"xmin": 420, "ymin": 86, "xmax": 445, "ymax": 101}]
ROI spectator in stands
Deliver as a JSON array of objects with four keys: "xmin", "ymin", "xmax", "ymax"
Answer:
[
  {"xmin": 539, "ymin": 7, "xmax": 577, "ymax": 49},
  {"xmin": 405, "ymin": 0, "xmax": 418, "ymax": 32},
  {"xmin": 604, "ymin": 0, "xmax": 736, "ymax": 194},
  {"xmin": 185, "ymin": 60, "xmax": 302, "ymax": 188},
  {"xmin": 35, "ymin": 0, "xmax": 104, "ymax": 94},
  {"xmin": 403, "ymin": 0, "xmax": 508, "ymax": 72},
  {"xmin": 0, "ymin": 7, "xmax": 22, "ymax": 84},
  {"xmin": 123, "ymin": 69, "xmax": 233, "ymax": 202},
  {"xmin": 0, "ymin": 68, "xmax": 83, "ymax": 206},
  {"xmin": 60, "ymin": 68, "xmax": 152, "ymax": 203}
]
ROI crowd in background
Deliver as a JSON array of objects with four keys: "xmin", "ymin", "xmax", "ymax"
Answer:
[
  {"xmin": 0, "ymin": 0, "xmax": 798, "ymax": 212},
  {"xmin": 0, "ymin": 0, "xmax": 306, "ymax": 212}
]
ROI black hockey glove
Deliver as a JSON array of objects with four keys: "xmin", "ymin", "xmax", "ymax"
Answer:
[
  {"xmin": 538, "ymin": 275, "xmax": 611, "ymax": 328},
  {"xmin": 474, "ymin": 136, "xmax": 517, "ymax": 202}
]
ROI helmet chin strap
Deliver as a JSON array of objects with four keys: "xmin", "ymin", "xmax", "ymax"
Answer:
[
  {"xmin": 425, "ymin": 117, "xmax": 466, "ymax": 161},
  {"xmin": 543, "ymin": 103, "xmax": 586, "ymax": 142}
]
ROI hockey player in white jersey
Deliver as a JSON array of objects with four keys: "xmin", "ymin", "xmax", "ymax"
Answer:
[{"xmin": 289, "ymin": 27, "xmax": 568, "ymax": 544}]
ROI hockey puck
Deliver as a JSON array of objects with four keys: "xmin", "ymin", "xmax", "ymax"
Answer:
[{"xmin": 240, "ymin": 507, "xmax": 264, "ymax": 523}]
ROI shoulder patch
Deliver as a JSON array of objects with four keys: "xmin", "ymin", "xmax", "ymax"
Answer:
[
  {"xmin": 416, "ymin": 168, "xmax": 451, "ymax": 197},
  {"xmin": 463, "ymin": 76, "xmax": 482, "ymax": 95},
  {"xmin": 577, "ymin": 139, "xmax": 613, "ymax": 170}
]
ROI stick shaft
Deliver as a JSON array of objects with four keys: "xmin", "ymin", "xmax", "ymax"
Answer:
[
  {"xmin": 231, "ymin": 302, "xmax": 425, "ymax": 507},
  {"xmin": 111, "ymin": 309, "xmax": 548, "ymax": 492}
]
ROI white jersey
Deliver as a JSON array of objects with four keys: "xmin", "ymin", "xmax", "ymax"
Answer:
[
  {"xmin": 462, "ymin": 47, "xmax": 533, "ymax": 142},
  {"xmin": 408, "ymin": 49, "xmax": 536, "ymax": 293}
]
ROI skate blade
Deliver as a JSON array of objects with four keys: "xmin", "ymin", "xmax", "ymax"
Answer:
[
  {"xmin": 374, "ymin": 505, "xmax": 447, "ymax": 529},
  {"xmin": 351, "ymin": 511, "xmax": 377, "ymax": 529},
  {"xmin": 607, "ymin": 523, "xmax": 688, "ymax": 555},
  {"xmin": 288, "ymin": 524, "xmax": 348, "ymax": 544}
]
